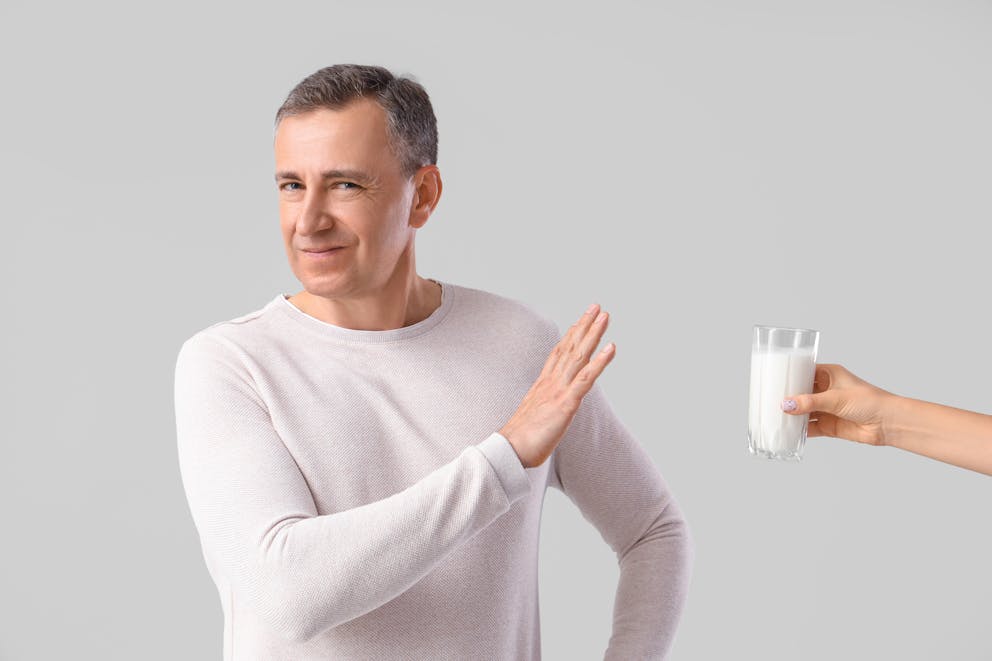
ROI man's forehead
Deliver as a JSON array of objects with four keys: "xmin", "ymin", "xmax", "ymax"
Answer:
[
  {"xmin": 274, "ymin": 99, "xmax": 400, "ymax": 182},
  {"xmin": 274, "ymin": 100, "xmax": 393, "ymax": 172},
  {"xmin": 275, "ymin": 98, "xmax": 386, "ymax": 143}
]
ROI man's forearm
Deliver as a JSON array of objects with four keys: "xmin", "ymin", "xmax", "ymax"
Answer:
[{"xmin": 603, "ymin": 503, "xmax": 694, "ymax": 661}]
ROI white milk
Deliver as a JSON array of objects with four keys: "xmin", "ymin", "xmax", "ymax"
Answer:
[{"xmin": 748, "ymin": 346, "xmax": 816, "ymax": 458}]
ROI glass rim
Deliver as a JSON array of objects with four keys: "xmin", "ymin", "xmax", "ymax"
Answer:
[{"xmin": 753, "ymin": 324, "xmax": 820, "ymax": 335}]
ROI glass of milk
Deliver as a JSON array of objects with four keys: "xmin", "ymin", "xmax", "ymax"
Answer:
[{"xmin": 747, "ymin": 325, "xmax": 820, "ymax": 461}]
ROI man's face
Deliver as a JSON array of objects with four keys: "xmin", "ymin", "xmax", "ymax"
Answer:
[{"xmin": 274, "ymin": 97, "xmax": 417, "ymax": 298}]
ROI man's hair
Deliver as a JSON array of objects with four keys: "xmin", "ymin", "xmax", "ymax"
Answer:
[{"xmin": 274, "ymin": 64, "xmax": 438, "ymax": 178}]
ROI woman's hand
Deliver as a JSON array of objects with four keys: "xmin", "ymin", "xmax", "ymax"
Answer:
[
  {"xmin": 783, "ymin": 363, "xmax": 992, "ymax": 475},
  {"xmin": 781, "ymin": 363, "xmax": 898, "ymax": 446}
]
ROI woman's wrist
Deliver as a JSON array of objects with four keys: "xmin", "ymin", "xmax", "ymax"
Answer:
[
  {"xmin": 879, "ymin": 394, "xmax": 917, "ymax": 450},
  {"xmin": 884, "ymin": 393, "xmax": 976, "ymax": 450},
  {"xmin": 878, "ymin": 393, "xmax": 992, "ymax": 474}
]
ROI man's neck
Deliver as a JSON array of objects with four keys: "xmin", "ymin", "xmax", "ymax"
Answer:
[{"xmin": 288, "ymin": 275, "xmax": 441, "ymax": 331}]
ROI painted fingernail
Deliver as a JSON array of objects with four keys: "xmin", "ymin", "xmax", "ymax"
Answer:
[{"xmin": 781, "ymin": 399, "xmax": 797, "ymax": 412}]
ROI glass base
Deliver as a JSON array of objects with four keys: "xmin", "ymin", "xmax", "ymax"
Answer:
[{"xmin": 748, "ymin": 445, "xmax": 803, "ymax": 461}]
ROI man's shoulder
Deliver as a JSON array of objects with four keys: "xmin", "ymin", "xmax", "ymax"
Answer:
[
  {"xmin": 175, "ymin": 295, "xmax": 280, "ymax": 366},
  {"xmin": 450, "ymin": 282, "xmax": 560, "ymax": 339}
]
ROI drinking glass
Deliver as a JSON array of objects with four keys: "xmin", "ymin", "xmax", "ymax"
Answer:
[{"xmin": 747, "ymin": 325, "xmax": 820, "ymax": 461}]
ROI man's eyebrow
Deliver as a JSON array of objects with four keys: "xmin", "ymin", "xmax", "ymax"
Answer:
[{"xmin": 274, "ymin": 169, "xmax": 373, "ymax": 182}]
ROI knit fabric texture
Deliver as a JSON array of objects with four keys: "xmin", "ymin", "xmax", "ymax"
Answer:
[{"xmin": 173, "ymin": 279, "xmax": 693, "ymax": 660}]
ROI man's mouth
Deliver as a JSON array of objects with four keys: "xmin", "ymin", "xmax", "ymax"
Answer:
[{"xmin": 300, "ymin": 246, "xmax": 347, "ymax": 259}]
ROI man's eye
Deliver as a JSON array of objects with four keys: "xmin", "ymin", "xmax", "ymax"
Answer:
[
  {"xmin": 335, "ymin": 182, "xmax": 359, "ymax": 190},
  {"xmin": 280, "ymin": 182, "xmax": 302, "ymax": 191}
]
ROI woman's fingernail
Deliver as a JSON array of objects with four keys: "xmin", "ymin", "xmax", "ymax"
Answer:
[
  {"xmin": 586, "ymin": 303, "xmax": 598, "ymax": 315},
  {"xmin": 781, "ymin": 399, "xmax": 797, "ymax": 412}
]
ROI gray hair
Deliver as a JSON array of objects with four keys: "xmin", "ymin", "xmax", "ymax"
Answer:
[{"xmin": 274, "ymin": 64, "xmax": 438, "ymax": 178}]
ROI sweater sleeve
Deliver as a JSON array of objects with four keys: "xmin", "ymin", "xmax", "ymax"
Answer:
[
  {"xmin": 173, "ymin": 333, "xmax": 532, "ymax": 644},
  {"xmin": 547, "ymin": 378, "xmax": 694, "ymax": 660}
]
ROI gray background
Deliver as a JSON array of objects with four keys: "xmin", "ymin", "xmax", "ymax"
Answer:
[{"xmin": 1, "ymin": 0, "xmax": 989, "ymax": 659}]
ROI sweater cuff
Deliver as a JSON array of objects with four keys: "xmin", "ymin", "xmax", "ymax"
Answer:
[{"xmin": 477, "ymin": 432, "xmax": 532, "ymax": 503}]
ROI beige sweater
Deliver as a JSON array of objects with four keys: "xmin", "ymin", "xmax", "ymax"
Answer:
[{"xmin": 173, "ymin": 279, "xmax": 693, "ymax": 660}]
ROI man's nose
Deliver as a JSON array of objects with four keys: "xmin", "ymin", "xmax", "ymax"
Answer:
[{"xmin": 298, "ymin": 188, "xmax": 333, "ymax": 231}]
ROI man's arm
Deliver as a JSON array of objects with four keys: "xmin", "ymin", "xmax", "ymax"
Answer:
[
  {"xmin": 173, "ymin": 333, "xmax": 531, "ymax": 644},
  {"xmin": 548, "ymin": 377, "xmax": 694, "ymax": 660}
]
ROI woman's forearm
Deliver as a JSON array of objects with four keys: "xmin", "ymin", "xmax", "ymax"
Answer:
[{"xmin": 884, "ymin": 395, "xmax": 992, "ymax": 476}]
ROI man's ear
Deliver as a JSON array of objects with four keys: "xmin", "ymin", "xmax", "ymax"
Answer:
[{"xmin": 409, "ymin": 165, "xmax": 442, "ymax": 228}]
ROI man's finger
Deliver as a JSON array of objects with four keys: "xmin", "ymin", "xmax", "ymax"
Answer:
[
  {"xmin": 554, "ymin": 305, "xmax": 601, "ymax": 381},
  {"xmin": 567, "ymin": 342, "xmax": 615, "ymax": 400}
]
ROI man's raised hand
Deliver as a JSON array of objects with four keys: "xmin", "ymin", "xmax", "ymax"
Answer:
[{"xmin": 499, "ymin": 303, "xmax": 616, "ymax": 468}]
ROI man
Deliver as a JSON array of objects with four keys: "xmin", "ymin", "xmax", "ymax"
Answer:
[{"xmin": 174, "ymin": 64, "xmax": 693, "ymax": 660}]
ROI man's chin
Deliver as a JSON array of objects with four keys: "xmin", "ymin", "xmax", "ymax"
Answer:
[{"xmin": 296, "ymin": 274, "xmax": 353, "ymax": 297}]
